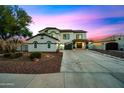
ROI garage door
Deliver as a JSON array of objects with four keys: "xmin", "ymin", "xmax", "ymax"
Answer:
[
  {"xmin": 64, "ymin": 43, "xmax": 73, "ymax": 50},
  {"xmin": 106, "ymin": 42, "xmax": 118, "ymax": 50}
]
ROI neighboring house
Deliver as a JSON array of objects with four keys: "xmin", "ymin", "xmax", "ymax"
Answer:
[
  {"xmin": 88, "ymin": 35, "xmax": 124, "ymax": 51},
  {"xmin": 21, "ymin": 27, "xmax": 87, "ymax": 52}
]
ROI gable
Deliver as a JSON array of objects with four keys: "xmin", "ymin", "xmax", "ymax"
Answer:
[
  {"xmin": 27, "ymin": 34, "xmax": 59, "ymax": 43},
  {"xmin": 39, "ymin": 27, "xmax": 87, "ymax": 33}
]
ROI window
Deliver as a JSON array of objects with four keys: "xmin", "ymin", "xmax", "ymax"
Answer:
[
  {"xmin": 50, "ymin": 31, "xmax": 56, "ymax": 37},
  {"xmin": 76, "ymin": 34, "xmax": 83, "ymax": 39},
  {"xmin": 63, "ymin": 34, "xmax": 70, "ymax": 40},
  {"xmin": 47, "ymin": 41, "xmax": 51, "ymax": 48},
  {"xmin": 33, "ymin": 41, "xmax": 38, "ymax": 48},
  {"xmin": 51, "ymin": 33, "xmax": 55, "ymax": 37}
]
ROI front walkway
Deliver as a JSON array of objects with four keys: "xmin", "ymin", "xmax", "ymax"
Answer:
[{"xmin": 0, "ymin": 50, "xmax": 124, "ymax": 88}]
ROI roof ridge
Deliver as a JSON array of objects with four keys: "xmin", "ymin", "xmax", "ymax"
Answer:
[
  {"xmin": 39, "ymin": 27, "xmax": 87, "ymax": 33},
  {"xmin": 26, "ymin": 33, "xmax": 59, "ymax": 41}
]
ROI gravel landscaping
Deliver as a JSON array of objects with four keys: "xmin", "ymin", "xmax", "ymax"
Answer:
[
  {"xmin": 91, "ymin": 49, "xmax": 124, "ymax": 58},
  {"xmin": 0, "ymin": 52, "xmax": 63, "ymax": 74}
]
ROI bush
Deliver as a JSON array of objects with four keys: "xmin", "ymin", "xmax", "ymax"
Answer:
[
  {"xmin": 15, "ymin": 52, "xmax": 23, "ymax": 57},
  {"xmin": 30, "ymin": 52, "xmax": 41, "ymax": 60},
  {"xmin": 10, "ymin": 52, "xmax": 23, "ymax": 58},
  {"xmin": 3, "ymin": 53, "xmax": 11, "ymax": 58},
  {"xmin": 3, "ymin": 52, "xmax": 22, "ymax": 58}
]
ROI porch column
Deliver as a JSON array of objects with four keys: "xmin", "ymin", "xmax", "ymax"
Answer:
[{"xmin": 75, "ymin": 43, "xmax": 77, "ymax": 48}]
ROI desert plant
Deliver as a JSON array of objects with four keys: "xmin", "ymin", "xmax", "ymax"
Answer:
[
  {"xmin": 15, "ymin": 52, "xmax": 23, "ymax": 57},
  {"xmin": 3, "ymin": 52, "xmax": 23, "ymax": 59},
  {"xmin": 30, "ymin": 52, "xmax": 41, "ymax": 60},
  {"xmin": 10, "ymin": 52, "xmax": 23, "ymax": 58},
  {"xmin": 0, "ymin": 39, "xmax": 24, "ymax": 53},
  {"xmin": 3, "ymin": 53, "xmax": 12, "ymax": 58}
]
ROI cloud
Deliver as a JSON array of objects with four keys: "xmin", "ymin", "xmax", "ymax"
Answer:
[
  {"xmin": 87, "ymin": 23, "xmax": 124, "ymax": 40},
  {"xmin": 27, "ymin": 6, "xmax": 124, "ymax": 40},
  {"xmin": 29, "ymin": 12, "xmax": 102, "ymax": 34}
]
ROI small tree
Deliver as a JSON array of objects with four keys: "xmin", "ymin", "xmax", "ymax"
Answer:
[
  {"xmin": 0, "ymin": 5, "xmax": 32, "ymax": 40},
  {"xmin": 0, "ymin": 5, "xmax": 33, "ymax": 53}
]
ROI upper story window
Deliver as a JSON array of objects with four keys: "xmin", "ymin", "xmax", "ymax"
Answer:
[
  {"xmin": 33, "ymin": 41, "xmax": 38, "ymax": 48},
  {"xmin": 51, "ymin": 33, "xmax": 55, "ymax": 37},
  {"xmin": 76, "ymin": 34, "xmax": 83, "ymax": 39},
  {"xmin": 63, "ymin": 34, "xmax": 70, "ymax": 40},
  {"xmin": 49, "ymin": 31, "xmax": 57, "ymax": 37}
]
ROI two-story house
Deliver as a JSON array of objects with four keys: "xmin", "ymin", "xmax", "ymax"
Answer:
[{"xmin": 23, "ymin": 27, "xmax": 87, "ymax": 52}]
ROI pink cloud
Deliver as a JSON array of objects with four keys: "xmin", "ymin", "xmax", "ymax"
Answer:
[
  {"xmin": 28, "ymin": 11, "xmax": 124, "ymax": 40},
  {"xmin": 87, "ymin": 23, "xmax": 124, "ymax": 40},
  {"xmin": 29, "ymin": 12, "xmax": 102, "ymax": 35}
]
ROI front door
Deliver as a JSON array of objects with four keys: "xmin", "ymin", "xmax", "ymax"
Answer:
[{"xmin": 77, "ymin": 42, "xmax": 82, "ymax": 48}]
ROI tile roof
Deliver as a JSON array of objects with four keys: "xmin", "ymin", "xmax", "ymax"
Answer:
[
  {"xmin": 60, "ymin": 30, "xmax": 87, "ymax": 33},
  {"xmin": 26, "ymin": 33, "xmax": 59, "ymax": 41},
  {"xmin": 39, "ymin": 27, "xmax": 87, "ymax": 33}
]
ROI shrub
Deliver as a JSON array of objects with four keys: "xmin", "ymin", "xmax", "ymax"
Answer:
[
  {"xmin": 15, "ymin": 52, "xmax": 23, "ymax": 57},
  {"xmin": 3, "ymin": 52, "xmax": 23, "ymax": 59},
  {"xmin": 30, "ymin": 52, "xmax": 41, "ymax": 60},
  {"xmin": 10, "ymin": 52, "xmax": 23, "ymax": 58},
  {"xmin": 10, "ymin": 53, "xmax": 16, "ymax": 58},
  {"xmin": 3, "ymin": 53, "xmax": 11, "ymax": 58}
]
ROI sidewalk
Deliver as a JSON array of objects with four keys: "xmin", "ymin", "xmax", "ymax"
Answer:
[{"xmin": 0, "ymin": 73, "xmax": 64, "ymax": 88}]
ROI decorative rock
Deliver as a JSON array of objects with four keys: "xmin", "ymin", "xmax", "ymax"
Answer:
[{"xmin": 33, "ymin": 58, "xmax": 40, "ymax": 62}]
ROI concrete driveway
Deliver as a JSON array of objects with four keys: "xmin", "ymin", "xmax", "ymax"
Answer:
[
  {"xmin": 61, "ymin": 50, "xmax": 124, "ymax": 88},
  {"xmin": 0, "ymin": 50, "xmax": 124, "ymax": 88}
]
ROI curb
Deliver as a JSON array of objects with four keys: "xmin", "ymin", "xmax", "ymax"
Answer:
[{"xmin": 89, "ymin": 50, "xmax": 124, "ymax": 61}]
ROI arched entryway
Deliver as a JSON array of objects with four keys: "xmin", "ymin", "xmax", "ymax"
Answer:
[
  {"xmin": 105, "ymin": 42, "xmax": 118, "ymax": 50},
  {"xmin": 76, "ymin": 42, "xmax": 82, "ymax": 48}
]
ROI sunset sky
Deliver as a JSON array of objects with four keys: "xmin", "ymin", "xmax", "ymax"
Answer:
[{"xmin": 20, "ymin": 5, "xmax": 124, "ymax": 40}]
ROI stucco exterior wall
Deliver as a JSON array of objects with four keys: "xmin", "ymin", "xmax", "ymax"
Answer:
[
  {"xmin": 39, "ymin": 29, "xmax": 60, "ymax": 40},
  {"xmin": 27, "ymin": 35, "xmax": 58, "ymax": 43},
  {"xmin": 73, "ymin": 33, "xmax": 86, "ymax": 39},
  {"xmin": 60, "ymin": 32, "xmax": 74, "ymax": 43},
  {"xmin": 116, "ymin": 40, "xmax": 124, "ymax": 50},
  {"xmin": 28, "ymin": 43, "xmax": 57, "ymax": 52},
  {"xmin": 90, "ymin": 42, "xmax": 104, "ymax": 50},
  {"xmin": 60, "ymin": 32, "xmax": 86, "ymax": 43},
  {"xmin": 27, "ymin": 35, "xmax": 58, "ymax": 52}
]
